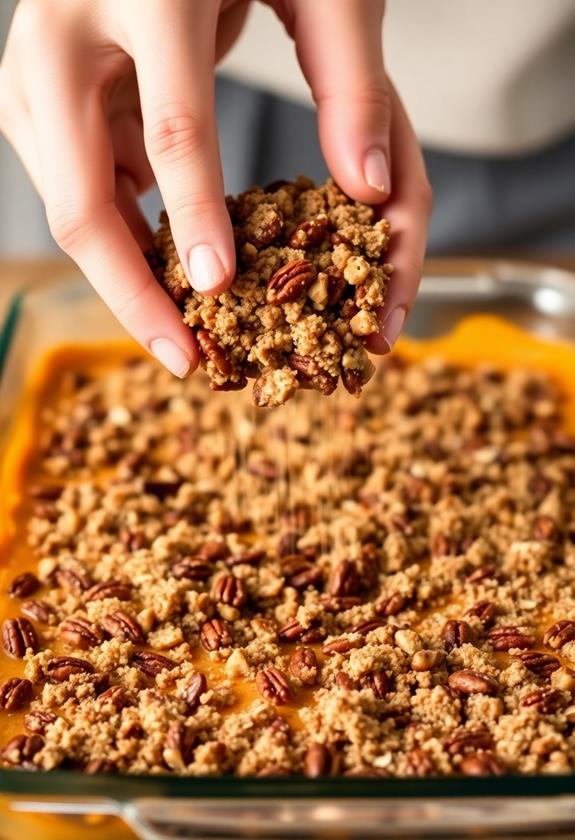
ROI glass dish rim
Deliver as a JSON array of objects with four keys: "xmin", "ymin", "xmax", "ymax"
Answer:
[{"xmin": 1, "ymin": 274, "xmax": 575, "ymax": 799}]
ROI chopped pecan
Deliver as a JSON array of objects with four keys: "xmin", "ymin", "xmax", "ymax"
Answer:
[
  {"xmin": 60, "ymin": 617, "xmax": 105, "ymax": 649},
  {"xmin": 335, "ymin": 672, "xmax": 357, "ymax": 691},
  {"xmin": 101, "ymin": 611, "xmax": 144, "ymax": 643},
  {"xmin": 288, "ymin": 354, "xmax": 337, "ymax": 395},
  {"xmin": 441, "ymin": 620, "xmax": 474, "ymax": 651},
  {"xmin": 97, "ymin": 685, "xmax": 128, "ymax": 710},
  {"xmin": 532, "ymin": 515, "xmax": 559, "ymax": 541},
  {"xmin": 303, "ymin": 743, "xmax": 337, "ymax": 778},
  {"xmin": 406, "ymin": 748, "xmax": 435, "ymax": 777},
  {"xmin": 543, "ymin": 620, "xmax": 575, "ymax": 650},
  {"xmin": 84, "ymin": 580, "xmax": 132, "ymax": 603},
  {"xmin": 466, "ymin": 564, "xmax": 499, "ymax": 583},
  {"xmin": 445, "ymin": 727, "xmax": 493, "ymax": 756},
  {"xmin": 488, "ymin": 626, "xmax": 535, "ymax": 651},
  {"xmin": 411, "ymin": 649, "xmax": 444, "ymax": 672},
  {"xmin": 46, "ymin": 656, "xmax": 95, "ymax": 681},
  {"xmin": 351, "ymin": 619, "xmax": 386, "ymax": 636},
  {"xmin": 255, "ymin": 667, "xmax": 292, "ymax": 705},
  {"xmin": 447, "ymin": 669, "xmax": 499, "ymax": 696},
  {"xmin": 289, "ymin": 215, "xmax": 328, "ymax": 249},
  {"xmin": 197, "ymin": 329, "xmax": 233, "ymax": 376},
  {"xmin": 131, "ymin": 651, "xmax": 175, "ymax": 676},
  {"xmin": 324, "ymin": 265, "xmax": 347, "ymax": 304},
  {"xmin": 341, "ymin": 365, "xmax": 374, "ymax": 397},
  {"xmin": 2, "ymin": 617, "xmax": 38, "ymax": 658},
  {"xmin": 24, "ymin": 710, "xmax": 57, "ymax": 734},
  {"xmin": 361, "ymin": 670, "xmax": 389, "ymax": 698},
  {"xmin": 521, "ymin": 687, "xmax": 566, "ymax": 714},
  {"xmin": 0, "ymin": 677, "xmax": 33, "ymax": 711},
  {"xmin": 8, "ymin": 572, "xmax": 40, "ymax": 599},
  {"xmin": 200, "ymin": 618, "xmax": 232, "ymax": 651},
  {"xmin": 212, "ymin": 575, "xmax": 247, "ymax": 608},
  {"xmin": 267, "ymin": 259, "xmax": 316, "ymax": 304},
  {"xmin": 459, "ymin": 752, "xmax": 505, "ymax": 777},
  {"xmin": 319, "ymin": 595, "xmax": 363, "ymax": 613},
  {"xmin": 289, "ymin": 647, "xmax": 318, "ymax": 685}
]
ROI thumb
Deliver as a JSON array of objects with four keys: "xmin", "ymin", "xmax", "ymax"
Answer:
[{"xmin": 293, "ymin": 0, "xmax": 390, "ymax": 202}]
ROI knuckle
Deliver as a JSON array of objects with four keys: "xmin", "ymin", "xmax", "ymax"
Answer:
[
  {"xmin": 46, "ymin": 202, "xmax": 94, "ymax": 252},
  {"xmin": 145, "ymin": 107, "xmax": 206, "ymax": 166},
  {"xmin": 111, "ymin": 275, "xmax": 154, "ymax": 321}
]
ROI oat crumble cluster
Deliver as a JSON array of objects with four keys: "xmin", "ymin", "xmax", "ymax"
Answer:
[
  {"xmin": 152, "ymin": 176, "xmax": 391, "ymax": 407},
  {"xmin": 2, "ymin": 356, "xmax": 575, "ymax": 779}
]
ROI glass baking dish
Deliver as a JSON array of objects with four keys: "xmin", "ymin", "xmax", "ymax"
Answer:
[{"xmin": 1, "ymin": 261, "xmax": 575, "ymax": 840}]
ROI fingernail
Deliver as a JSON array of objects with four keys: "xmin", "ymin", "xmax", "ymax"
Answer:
[
  {"xmin": 188, "ymin": 244, "xmax": 226, "ymax": 293},
  {"xmin": 364, "ymin": 148, "xmax": 390, "ymax": 193},
  {"xmin": 150, "ymin": 338, "xmax": 192, "ymax": 378},
  {"xmin": 381, "ymin": 306, "xmax": 407, "ymax": 352}
]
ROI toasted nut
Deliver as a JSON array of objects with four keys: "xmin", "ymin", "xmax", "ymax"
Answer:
[
  {"xmin": 8, "ymin": 572, "xmax": 40, "ymax": 599},
  {"xmin": 411, "ymin": 649, "xmax": 444, "ymax": 672},
  {"xmin": 0, "ymin": 678, "xmax": 33, "ymax": 711},
  {"xmin": 255, "ymin": 667, "xmax": 292, "ymax": 705},
  {"xmin": 394, "ymin": 628, "xmax": 423, "ymax": 655},
  {"xmin": 459, "ymin": 752, "xmax": 506, "ymax": 777},
  {"xmin": 289, "ymin": 647, "xmax": 318, "ymax": 686},
  {"xmin": 2, "ymin": 618, "xmax": 38, "ymax": 659},
  {"xmin": 442, "ymin": 620, "xmax": 474, "ymax": 651},
  {"xmin": 448, "ymin": 669, "xmax": 499, "ymax": 696}
]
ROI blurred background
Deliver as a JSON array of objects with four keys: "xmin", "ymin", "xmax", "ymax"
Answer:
[{"xmin": 1, "ymin": 0, "xmax": 575, "ymax": 258}]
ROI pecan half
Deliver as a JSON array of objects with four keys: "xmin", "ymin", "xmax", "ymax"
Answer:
[
  {"xmin": 267, "ymin": 259, "xmax": 316, "ymax": 304},
  {"xmin": 281, "ymin": 554, "xmax": 323, "ymax": 590},
  {"xmin": 375, "ymin": 592, "xmax": 407, "ymax": 617},
  {"xmin": 464, "ymin": 600, "xmax": 496, "ymax": 628},
  {"xmin": 445, "ymin": 727, "xmax": 493, "ymax": 756},
  {"xmin": 515, "ymin": 651, "xmax": 560, "ymax": 677},
  {"xmin": 447, "ymin": 669, "xmax": 499, "ymax": 696},
  {"xmin": 323, "ymin": 636, "xmax": 363, "ymax": 655},
  {"xmin": 406, "ymin": 748, "xmax": 435, "ymax": 777},
  {"xmin": 328, "ymin": 559, "xmax": 360, "ymax": 597},
  {"xmin": 341, "ymin": 366, "xmax": 372, "ymax": 398},
  {"xmin": 521, "ymin": 687, "xmax": 566, "ymax": 714},
  {"xmin": 171, "ymin": 555, "xmax": 212, "ymax": 581},
  {"xmin": 200, "ymin": 618, "xmax": 232, "ymax": 651},
  {"xmin": 289, "ymin": 647, "xmax": 318, "ymax": 686},
  {"xmin": 56, "ymin": 566, "xmax": 93, "ymax": 594},
  {"xmin": 46, "ymin": 656, "xmax": 95, "ymax": 681},
  {"xmin": 0, "ymin": 677, "xmax": 33, "ymax": 711},
  {"xmin": 97, "ymin": 685, "xmax": 128, "ymax": 710},
  {"xmin": 101, "ymin": 611, "xmax": 144, "ymax": 643},
  {"xmin": 543, "ymin": 620, "xmax": 575, "ymax": 650},
  {"xmin": 289, "ymin": 215, "xmax": 328, "ymax": 249},
  {"xmin": 212, "ymin": 575, "xmax": 247, "ymax": 608},
  {"xmin": 84, "ymin": 580, "xmax": 132, "ymax": 603},
  {"xmin": 361, "ymin": 670, "xmax": 389, "ymax": 698},
  {"xmin": 1, "ymin": 734, "xmax": 44, "ymax": 766},
  {"xmin": 488, "ymin": 626, "xmax": 535, "ymax": 651},
  {"xmin": 256, "ymin": 666, "xmax": 292, "ymax": 705},
  {"xmin": 182, "ymin": 672, "xmax": 207, "ymax": 712},
  {"xmin": 303, "ymin": 743, "xmax": 337, "ymax": 778},
  {"xmin": 24, "ymin": 710, "xmax": 57, "ymax": 734},
  {"xmin": 325, "ymin": 265, "xmax": 347, "ymax": 304},
  {"xmin": 84, "ymin": 759, "xmax": 117, "ymax": 775},
  {"xmin": 197, "ymin": 329, "xmax": 233, "ymax": 376},
  {"xmin": 226, "ymin": 548, "xmax": 267, "ymax": 567},
  {"xmin": 199, "ymin": 541, "xmax": 231, "ymax": 562},
  {"xmin": 20, "ymin": 599, "xmax": 55, "ymax": 625},
  {"xmin": 164, "ymin": 721, "xmax": 196, "ymax": 770},
  {"xmin": 2, "ymin": 617, "xmax": 38, "ymax": 658},
  {"xmin": 60, "ymin": 617, "xmax": 104, "ymax": 649},
  {"xmin": 441, "ymin": 620, "xmax": 474, "ymax": 651},
  {"xmin": 8, "ymin": 572, "xmax": 40, "ymax": 599},
  {"xmin": 459, "ymin": 752, "xmax": 506, "ymax": 777},
  {"xmin": 288, "ymin": 354, "xmax": 337, "ymax": 396},
  {"xmin": 131, "ymin": 651, "xmax": 175, "ymax": 676}
]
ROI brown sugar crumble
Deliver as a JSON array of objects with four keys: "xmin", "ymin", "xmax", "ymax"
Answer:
[
  {"xmin": 1, "ymin": 353, "xmax": 575, "ymax": 779},
  {"xmin": 152, "ymin": 176, "xmax": 392, "ymax": 406}
]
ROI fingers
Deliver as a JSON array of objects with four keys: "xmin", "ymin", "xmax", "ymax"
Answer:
[
  {"xmin": 293, "ymin": 0, "xmax": 390, "ymax": 203},
  {"xmin": 128, "ymin": 0, "xmax": 235, "ymax": 295},
  {"xmin": 365, "ymin": 84, "xmax": 433, "ymax": 355},
  {"xmin": 21, "ymin": 37, "xmax": 198, "ymax": 377}
]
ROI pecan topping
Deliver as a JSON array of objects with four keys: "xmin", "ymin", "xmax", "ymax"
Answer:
[
  {"xmin": 56, "ymin": 566, "xmax": 93, "ymax": 594},
  {"xmin": 319, "ymin": 595, "xmax": 363, "ymax": 613},
  {"xmin": 303, "ymin": 743, "xmax": 337, "ymax": 778},
  {"xmin": 532, "ymin": 514, "xmax": 559, "ymax": 541},
  {"xmin": 199, "ymin": 541, "xmax": 231, "ymax": 562},
  {"xmin": 375, "ymin": 592, "xmax": 407, "ymax": 617},
  {"xmin": 142, "ymin": 480, "xmax": 183, "ymax": 499},
  {"xmin": 459, "ymin": 752, "xmax": 505, "ymax": 777},
  {"xmin": 464, "ymin": 600, "xmax": 496, "ymax": 628},
  {"xmin": 447, "ymin": 669, "xmax": 499, "ymax": 696},
  {"xmin": 84, "ymin": 758, "xmax": 116, "ymax": 774},
  {"xmin": 60, "ymin": 617, "xmax": 104, "ymax": 649},
  {"xmin": 84, "ymin": 580, "xmax": 132, "ymax": 603},
  {"xmin": 267, "ymin": 259, "xmax": 316, "ymax": 304},
  {"xmin": 288, "ymin": 354, "xmax": 338, "ymax": 396},
  {"xmin": 197, "ymin": 329, "xmax": 233, "ymax": 376},
  {"xmin": 226, "ymin": 548, "xmax": 267, "ymax": 567},
  {"xmin": 2, "ymin": 617, "xmax": 38, "ymax": 658},
  {"xmin": 131, "ymin": 651, "xmax": 175, "ymax": 676},
  {"xmin": 335, "ymin": 672, "xmax": 357, "ymax": 691},
  {"xmin": 341, "ymin": 366, "xmax": 372, "ymax": 397},
  {"xmin": 46, "ymin": 656, "xmax": 95, "ymax": 681},
  {"xmin": 212, "ymin": 574, "xmax": 247, "ymax": 608},
  {"xmin": 514, "ymin": 651, "xmax": 560, "ymax": 677},
  {"xmin": 20, "ymin": 599, "xmax": 55, "ymax": 624},
  {"xmin": 289, "ymin": 647, "xmax": 318, "ymax": 686},
  {"xmin": 281, "ymin": 554, "xmax": 323, "ymax": 590},
  {"xmin": 361, "ymin": 670, "xmax": 389, "ymax": 699},
  {"xmin": 488, "ymin": 625, "xmax": 535, "ymax": 651},
  {"xmin": 289, "ymin": 215, "xmax": 329, "ymax": 249},
  {"xmin": 101, "ymin": 611, "xmax": 144, "ymax": 643},
  {"xmin": 1, "ymin": 734, "xmax": 44, "ymax": 766},
  {"xmin": 164, "ymin": 721, "xmax": 196, "ymax": 770},
  {"xmin": 445, "ymin": 727, "xmax": 493, "ymax": 756},
  {"xmin": 256, "ymin": 666, "xmax": 292, "ymax": 705},
  {"xmin": 411, "ymin": 649, "xmax": 444, "ymax": 672},
  {"xmin": 182, "ymin": 672, "xmax": 207, "ymax": 712},
  {"xmin": 200, "ymin": 618, "xmax": 232, "ymax": 651},
  {"xmin": 24, "ymin": 710, "xmax": 57, "ymax": 734},
  {"xmin": 171, "ymin": 555, "xmax": 212, "ymax": 581},
  {"xmin": 328, "ymin": 559, "xmax": 360, "ymax": 597},
  {"xmin": 8, "ymin": 571, "xmax": 40, "ymax": 599},
  {"xmin": 324, "ymin": 265, "xmax": 347, "ymax": 304},
  {"xmin": 406, "ymin": 748, "xmax": 435, "ymax": 777},
  {"xmin": 29, "ymin": 483, "xmax": 64, "ymax": 501},
  {"xmin": 0, "ymin": 677, "xmax": 33, "ymax": 711},
  {"xmin": 441, "ymin": 620, "xmax": 474, "ymax": 651},
  {"xmin": 543, "ymin": 620, "xmax": 575, "ymax": 650},
  {"xmin": 521, "ymin": 687, "xmax": 566, "ymax": 714},
  {"xmin": 97, "ymin": 685, "xmax": 128, "ymax": 710},
  {"xmin": 323, "ymin": 636, "xmax": 363, "ymax": 655}
]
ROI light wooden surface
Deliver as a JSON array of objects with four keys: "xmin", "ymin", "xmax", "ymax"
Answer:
[{"xmin": 1, "ymin": 255, "xmax": 574, "ymax": 323}]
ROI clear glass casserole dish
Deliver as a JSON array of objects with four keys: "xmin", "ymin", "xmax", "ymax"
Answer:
[{"xmin": 1, "ymin": 261, "xmax": 575, "ymax": 839}]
